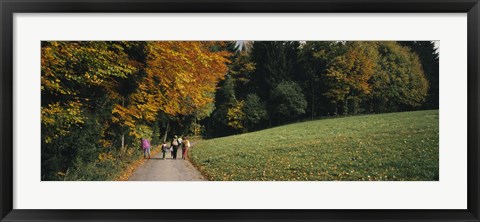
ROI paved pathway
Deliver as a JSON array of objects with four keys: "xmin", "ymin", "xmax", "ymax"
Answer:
[{"xmin": 128, "ymin": 148, "xmax": 205, "ymax": 181}]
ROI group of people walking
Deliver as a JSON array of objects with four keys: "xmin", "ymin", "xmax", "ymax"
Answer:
[
  {"xmin": 164, "ymin": 135, "xmax": 190, "ymax": 160},
  {"xmin": 140, "ymin": 135, "xmax": 191, "ymax": 160}
]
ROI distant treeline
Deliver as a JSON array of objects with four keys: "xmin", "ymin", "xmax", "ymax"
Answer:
[
  {"xmin": 41, "ymin": 41, "xmax": 438, "ymax": 180},
  {"xmin": 204, "ymin": 41, "xmax": 439, "ymax": 137}
]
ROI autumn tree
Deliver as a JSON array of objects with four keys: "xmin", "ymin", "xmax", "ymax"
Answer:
[
  {"xmin": 207, "ymin": 75, "xmax": 238, "ymax": 137},
  {"xmin": 324, "ymin": 42, "xmax": 379, "ymax": 115},
  {"xmin": 399, "ymin": 41, "xmax": 439, "ymax": 109},
  {"xmin": 41, "ymin": 41, "xmax": 138, "ymax": 180},
  {"xmin": 112, "ymin": 41, "xmax": 230, "ymax": 139},
  {"xmin": 298, "ymin": 41, "xmax": 347, "ymax": 118},
  {"xmin": 41, "ymin": 40, "xmax": 436, "ymax": 180},
  {"xmin": 205, "ymin": 42, "xmax": 255, "ymax": 136},
  {"xmin": 369, "ymin": 42, "xmax": 429, "ymax": 112},
  {"xmin": 41, "ymin": 41, "xmax": 230, "ymax": 180}
]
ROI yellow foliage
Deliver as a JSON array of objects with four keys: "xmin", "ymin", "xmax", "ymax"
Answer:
[
  {"xmin": 99, "ymin": 139, "xmax": 112, "ymax": 148},
  {"xmin": 114, "ymin": 41, "xmax": 231, "ymax": 133},
  {"xmin": 98, "ymin": 152, "xmax": 115, "ymax": 161},
  {"xmin": 41, "ymin": 101, "xmax": 85, "ymax": 143},
  {"xmin": 227, "ymin": 100, "xmax": 246, "ymax": 130}
]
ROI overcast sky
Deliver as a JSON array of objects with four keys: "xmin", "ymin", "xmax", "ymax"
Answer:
[
  {"xmin": 237, "ymin": 40, "xmax": 439, "ymax": 54},
  {"xmin": 434, "ymin": 41, "xmax": 440, "ymax": 53}
]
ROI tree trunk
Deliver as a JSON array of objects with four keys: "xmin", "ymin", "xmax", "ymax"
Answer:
[
  {"xmin": 333, "ymin": 102, "xmax": 338, "ymax": 116},
  {"xmin": 121, "ymin": 98, "xmax": 125, "ymax": 151},
  {"xmin": 162, "ymin": 122, "xmax": 170, "ymax": 143},
  {"xmin": 121, "ymin": 134, "xmax": 125, "ymax": 152},
  {"xmin": 311, "ymin": 86, "xmax": 315, "ymax": 120},
  {"xmin": 352, "ymin": 98, "xmax": 358, "ymax": 115},
  {"xmin": 194, "ymin": 118, "xmax": 198, "ymax": 136}
]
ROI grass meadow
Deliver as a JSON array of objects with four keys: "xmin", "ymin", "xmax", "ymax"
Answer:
[{"xmin": 190, "ymin": 110, "xmax": 439, "ymax": 181}]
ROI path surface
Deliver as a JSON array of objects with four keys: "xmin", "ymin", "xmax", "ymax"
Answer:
[{"xmin": 128, "ymin": 148, "xmax": 205, "ymax": 181}]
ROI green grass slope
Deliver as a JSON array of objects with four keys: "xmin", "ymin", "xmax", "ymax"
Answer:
[{"xmin": 191, "ymin": 110, "xmax": 439, "ymax": 181}]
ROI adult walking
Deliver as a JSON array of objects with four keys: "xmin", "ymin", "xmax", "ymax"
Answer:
[
  {"xmin": 170, "ymin": 135, "xmax": 180, "ymax": 159},
  {"xmin": 178, "ymin": 136, "xmax": 183, "ymax": 149},
  {"xmin": 181, "ymin": 136, "xmax": 191, "ymax": 160},
  {"xmin": 141, "ymin": 138, "xmax": 151, "ymax": 159}
]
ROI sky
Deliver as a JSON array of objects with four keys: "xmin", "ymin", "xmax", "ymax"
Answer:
[
  {"xmin": 434, "ymin": 41, "xmax": 440, "ymax": 53},
  {"xmin": 237, "ymin": 40, "xmax": 439, "ymax": 54}
]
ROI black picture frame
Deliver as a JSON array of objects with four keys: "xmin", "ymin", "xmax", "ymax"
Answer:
[{"xmin": 1, "ymin": 0, "xmax": 479, "ymax": 221}]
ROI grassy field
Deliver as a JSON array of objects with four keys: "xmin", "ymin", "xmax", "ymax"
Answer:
[{"xmin": 190, "ymin": 110, "xmax": 439, "ymax": 181}]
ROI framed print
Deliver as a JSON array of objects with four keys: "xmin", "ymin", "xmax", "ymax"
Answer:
[{"xmin": 1, "ymin": 0, "xmax": 479, "ymax": 221}]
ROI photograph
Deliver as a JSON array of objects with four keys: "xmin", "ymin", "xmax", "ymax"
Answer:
[
  {"xmin": 3, "ymin": 0, "xmax": 478, "ymax": 220},
  {"xmin": 41, "ymin": 40, "xmax": 439, "ymax": 181}
]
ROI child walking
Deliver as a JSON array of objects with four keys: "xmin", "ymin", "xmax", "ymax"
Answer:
[{"xmin": 161, "ymin": 142, "xmax": 169, "ymax": 159}]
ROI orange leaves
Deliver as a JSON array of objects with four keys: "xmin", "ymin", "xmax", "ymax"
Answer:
[
  {"xmin": 110, "ymin": 41, "xmax": 231, "ymax": 138},
  {"xmin": 327, "ymin": 42, "xmax": 378, "ymax": 97},
  {"xmin": 128, "ymin": 41, "xmax": 230, "ymax": 118},
  {"xmin": 41, "ymin": 42, "xmax": 137, "ymax": 97},
  {"xmin": 41, "ymin": 41, "xmax": 140, "ymax": 145},
  {"xmin": 323, "ymin": 42, "xmax": 380, "ymax": 109},
  {"xmin": 42, "ymin": 41, "xmax": 231, "ymax": 144}
]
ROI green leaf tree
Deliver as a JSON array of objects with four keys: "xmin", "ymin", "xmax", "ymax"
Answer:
[{"xmin": 270, "ymin": 81, "xmax": 307, "ymax": 123}]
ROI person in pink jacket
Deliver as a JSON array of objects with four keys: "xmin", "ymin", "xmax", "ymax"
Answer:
[{"xmin": 141, "ymin": 138, "xmax": 151, "ymax": 159}]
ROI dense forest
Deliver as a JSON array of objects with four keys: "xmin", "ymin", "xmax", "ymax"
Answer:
[{"xmin": 41, "ymin": 41, "xmax": 439, "ymax": 180}]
